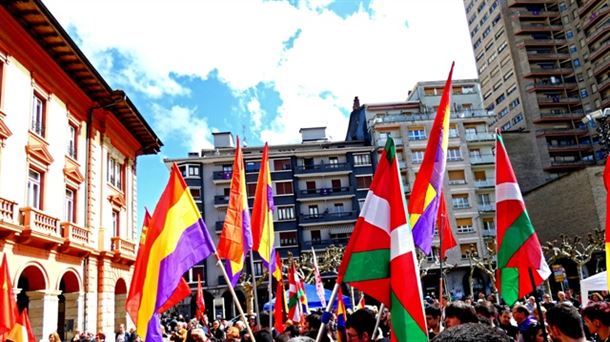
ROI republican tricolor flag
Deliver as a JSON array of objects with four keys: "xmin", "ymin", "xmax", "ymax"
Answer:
[
  {"xmin": 336, "ymin": 287, "xmax": 348, "ymax": 342},
  {"xmin": 603, "ymin": 154, "xmax": 610, "ymax": 290},
  {"xmin": 252, "ymin": 143, "xmax": 276, "ymax": 273}
]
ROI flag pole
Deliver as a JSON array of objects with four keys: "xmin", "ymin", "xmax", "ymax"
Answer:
[
  {"xmin": 215, "ymin": 253, "xmax": 256, "ymax": 342},
  {"xmin": 439, "ymin": 209, "xmax": 444, "ymax": 307},
  {"xmin": 371, "ymin": 303, "xmax": 385, "ymax": 340},
  {"xmin": 350, "ymin": 285, "xmax": 356, "ymax": 309},
  {"xmin": 528, "ymin": 268, "xmax": 549, "ymax": 342},
  {"xmin": 249, "ymin": 251, "xmax": 262, "ymax": 327},
  {"xmin": 268, "ymin": 229, "xmax": 274, "ymax": 332},
  {"xmin": 314, "ymin": 283, "xmax": 339, "ymax": 342}
]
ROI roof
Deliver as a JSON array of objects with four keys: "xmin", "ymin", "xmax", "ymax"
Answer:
[{"xmin": 2, "ymin": 0, "xmax": 162, "ymax": 155}]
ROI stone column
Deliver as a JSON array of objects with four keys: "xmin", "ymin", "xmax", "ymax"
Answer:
[
  {"xmin": 84, "ymin": 257, "xmax": 98, "ymax": 334},
  {"xmin": 27, "ymin": 289, "xmax": 62, "ymax": 341},
  {"xmin": 63, "ymin": 292, "xmax": 84, "ymax": 336}
]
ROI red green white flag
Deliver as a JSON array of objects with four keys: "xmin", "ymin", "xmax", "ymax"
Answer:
[
  {"xmin": 338, "ymin": 137, "xmax": 427, "ymax": 342},
  {"xmin": 495, "ymin": 130, "xmax": 550, "ymax": 306}
]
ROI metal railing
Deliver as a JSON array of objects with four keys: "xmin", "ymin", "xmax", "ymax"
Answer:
[
  {"xmin": 295, "ymin": 162, "xmax": 350, "ymax": 173},
  {"xmin": 298, "ymin": 186, "xmax": 353, "ymax": 198}
]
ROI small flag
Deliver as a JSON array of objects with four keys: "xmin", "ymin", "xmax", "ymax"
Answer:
[
  {"xmin": 6, "ymin": 308, "xmax": 36, "ymax": 342},
  {"xmin": 274, "ymin": 273, "xmax": 286, "ymax": 334},
  {"xmin": 355, "ymin": 293, "xmax": 365, "ymax": 310},
  {"xmin": 196, "ymin": 274, "xmax": 205, "ymax": 321},
  {"xmin": 126, "ymin": 210, "xmax": 151, "ymax": 323},
  {"xmin": 311, "ymin": 248, "xmax": 326, "ymax": 307},
  {"xmin": 336, "ymin": 287, "xmax": 347, "ymax": 342},
  {"xmin": 0, "ymin": 254, "xmax": 18, "ymax": 336},
  {"xmin": 287, "ymin": 261, "xmax": 308, "ymax": 322}
]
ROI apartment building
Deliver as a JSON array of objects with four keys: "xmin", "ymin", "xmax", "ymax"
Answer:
[
  {"xmin": 361, "ymin": 79, "xmax": 496, "ymax": 298},
  {"xmin": 166, "ymin": 128, "xmax": 375, "ymax": 318},
  {"xmin": 463, "ymin": 0, "xmax": 609, "ymax": 191},
  {"xmin": 0, "ymin": 1, "xmax": 162, "ymax": 340}
]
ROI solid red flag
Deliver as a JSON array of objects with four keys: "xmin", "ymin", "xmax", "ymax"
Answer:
[
  {"xmin": 0, "ymin": 254, "xmax": 18, "ymax": 336},
  {"xmin": 438, "ymin": 193, "xmax": 457, "ymax": 260},
  {"xmin": 126, "ymin": 210, "xmax": 152, "ymax": 323},
  {"xmin": 274, "ymin": 278, "xmax": 286, "ymax": 333},
  {"xmin": 196, "ymin": 274, "xmax": 205, "ymax": 321},
  {"xmin": 157, "ymin": 279, "xmax": 191, "ymax": 314},
  {"xmin": 6, "ymin": 308, "xmax": 36, "ymax": 342}
]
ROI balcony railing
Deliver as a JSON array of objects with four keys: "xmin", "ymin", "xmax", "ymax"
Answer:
[
  {"xmin": 470, "ymin": 155, "xmax": 495, "ymax": 164},
  {"xmin": 298, "ymin": 186, "xmax": 353, "ymax": 198},
  {"xmin": 20, "ymin": 207, "xmax": 60, "ymax": 238},
  {"xmin": 212, "ymin": 171, "xmax": 232, "ymax": 181},
  {"xmin": 0, "ymin": 197, "xmax": 17, "ymax": 224},
  {"xmin": 508, "ymin": 0, "xmax": 556, "ymax": 7},
  {"xmin": 300, "ymin": 211, "xmax": 357, "ymax": 223},
  {"xmin": 583, "ymin": 6, "xmax": 609, "ymax": 31},
  {"xmin": 61, "ymin": 222, "xmax": 91, "ymax": 245},
  {"xmin": 295, "ymin": 162, "xmax": 350, "ymax": 174},
  {"xmin": 525, "ymin": 67, "xmax": 574, "ymax": 76},
  {"xmin": 547, "ymin": 143, "xmax": 593, "ymax": 152},
  {"xmin": 214, "ymin": 195, "xmax": 230, "ymax": 205},
  {"xmin": 452, "ymin": 203, "xmax": 471, "ymax": 210},
  {"xmin": 586, "ymin": 22, "xmax": 610, "ymax": 45},
  {"xmin": 474, "ymin": 179, "xmax": 495, "ymax": 188},
  {"xmin": 376, "ymin": 138, "xmax": 403, "ymax": 146},
  {"xmin": 536, "ymin": 127, "xmax": 589, "ymax": 136},
  {"xmin": 372, "ymin": 110, "xmax": 494, "ymax": 125},
  {"xmin": 526, "ymin": 52, "xmax": 570, "ymax": 60},
  {"xmin": 479, "ymin": 204, "xmax": 496, "ymax": 212},
  {"xmin": 111, "ymin": 237, "xmax": 136, "ymax": 256},
  {"xmin": 513, "ymin": 9, "xmax": 560, "ymax": 17},
  {"xmin": 520, "ymin": 39, "xmax": 567, "ymax": 47},
  {"xmin": 302, "ymin": 238, "xmax": 350, "ymax": 249},
  {"xmin": 465, "ymin": 132, "xmax": 495, "ymax": 142},
  {"xmin": 590, "ymin": 41, "xmax": 610, "ymax": 62},
  {"xmin": 482, "ymin": 228, "xmax": 497, "ymax": 237},
  {"xmin": 536, "ymin": 95, "xmax": 581, "ymax": 105}
]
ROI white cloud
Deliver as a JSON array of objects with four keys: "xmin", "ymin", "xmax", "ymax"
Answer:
[
  {"xmin": 150, "ymin": 104, "xmax": 215, "ymax": 152},
  {"xmin": 43, "ymin": 0, "xmax": 477, "ymax": 145}
]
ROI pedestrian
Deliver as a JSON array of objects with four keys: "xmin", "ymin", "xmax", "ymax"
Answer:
[
  {"xmin": 444, "ymin": 301, "xmax": 478, "ymax": 328},
  {"xmin": 345, "ymin": 309, "xmax": 376, "ymax": 342},
  {"xmin": 49, "ymin": 332, "xmax": 62, "ymax": 342},
  {"xmin": 582, "ymin": 302, "xmax": 610, "ymax": 342},
  {"xmin": 546, "ymin": 303, "xmax": 587, "ymax": 342}
]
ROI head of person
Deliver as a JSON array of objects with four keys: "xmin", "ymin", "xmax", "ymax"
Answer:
[
  {"xmin": 581, "ymin": 302, "xmax": 610, "ymax": 337},
  {"xmin": 521, "ymin": 322, "xmax": 545, "ymax": 342},
  {"xmin": 234, "ymin": 320, "xmax": 246, "ymax": 331},
  {"xmin": 527, "ymin": 296, "xmax": 536, "ymax": 305},
  {"xmin": 546, "ymin": 303, "xmax": 585, "ymax": 341},
  {"xmin": 543, "ymin": 294, "xmax": 552, "ymax": 303},
  {"xmin": 303, "ymin": 313, "xmax": 321, "ymax": 334},
  {"xmin": 118, "ymin": 324, "xmax": 126, "ymax": 334},
  {"xmin": 589, "ymin": 292, "xmax": 604, "ymax": 302},
  {"xmin": 345, "ymin": 309, "xmax": 376, "ymax": 342},
  {"xmin": 425, "ymin": 305, "xmax": 442, "ymax": 331},
  {"xmin": 431, "ymin": 322, "xmax": 511, "ymax": 342},
  {"xmin": 227, "ymin": 327, "xmax": 241, "ymax": 340},
  {"xmin": 259, "ymin": 312, "xmax": 271, "ymax": 330},
  {"xmin": 191, "ymin": 329, "xmax": 208, "ymax": 342},
  {"xmin": 557, "ymin": 291, "xmax": 566, "ymax": 302},
  {"xmin": 49, "ymin": 332, "xmax": 61, "ymax": 342},
  {"xmin": 444, "ymin": 301, "xmax": 478, "ymax": 328},
  {"xmin": 474, "ymin": 301, "xmax": 496, "ymax": 321},
  {"xmin": 511, "ymin": 304, "xmax": 530, "ymax": 325},
  {"xmin": 212, "ymin": 320, "xmax": 220, "ymax": 330},
  {"xmin": 498, "ymin": 307, "xmax": 512, "ymax": 326}
]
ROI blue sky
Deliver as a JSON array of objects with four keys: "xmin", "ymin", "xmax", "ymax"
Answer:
[{"xmin": 43, "ymin": 0, "xmax": 478, "ymax": 228}]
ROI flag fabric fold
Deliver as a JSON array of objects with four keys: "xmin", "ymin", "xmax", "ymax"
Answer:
[
  {"xmin": 217, "ymin": 136, "xmax": 253, "ymax": 286},
  {"xmin": 252, "ymin": 143, "xmax": 276, "ymax": 272},
  {"xmin": 126, "ymin": 210, "xmax": 151, "ymax": 323},
  {"xmin": 604, "ymin": 156, "xmax": 610, "ymax": 291},
  {"xmin": 336, "ymin": 287, "xmax": 347, "ymax": 342},
  {"xmin": 273, "ymin": 254, "xmax": 286, "ymax": 334},
  {"xmin": 6, "ymin": 308, "xmax": 36, "ymax": 342},
  {"xmin": 196, "ymin": 274, "xmax": 205, "ymax": 321},
  {"xmin": 311, "ymin": 248, "xmax": 326, "ymax": 308},
  {"xmin": 0, "ymin": 254, "xmax": 18, "ymax": 337},
  {"xmin": 355, "ymin": 293, "xmax": 365, "ymax": 311},
  {"xmin": 136, "ymin": 163, "xmax": 216, "ymax": 341},
  {"xmin": 409, "ymin": 63, "xmax": 454, "ymax": 255},
  {"xmin": 337, "ymin": 137, "xmax": 428, "ymax": 342},
  {"xmin": 438, "ymin": 193, "xmax": 457, "ymax": 260},
  {"xmin": 495, "ymin": 131, "xmax": 551, "ymax": 306}
]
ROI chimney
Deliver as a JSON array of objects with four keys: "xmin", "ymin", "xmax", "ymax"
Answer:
[
  {"xmin": 212, "ymin": 132, "xmax": 235, "ymax": 149},
  {"xmin": 300, "ymin": 127, "xmax": 328, "ymax": 143},
  {"xmin": 353, "ymin": 96, "xmax": 360, "ymax": 111}
]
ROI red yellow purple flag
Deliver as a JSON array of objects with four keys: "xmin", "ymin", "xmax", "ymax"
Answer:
[
  {"xmin": 409, "ymin": 63, "xmax": 454, "ymax": 255},
  {"xmin": 602, "ymin": 155, "xmax": 610, "ymax": 290},
  {"xmin": 217, "ymin": 136, "xmax": 253, "ymax": 286},
  {"xmin": 252, "ymin": 143, "xmax": 275, "ymax": 272},
  {"xmin": 336, "ymin": 286, "xmax": 347, "ymax": 342}
]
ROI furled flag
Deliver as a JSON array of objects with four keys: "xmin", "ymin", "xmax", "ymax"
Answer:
[
  {"xmin": 273, "ymin": 254, "xmax": 286, "ymax": 334},
  {"xmin": 604, "ymin": 157, "xmax": 610, "ymax": 290},
  {"xmin": 6, "ymin": 308, "xmax": 36, "ymax": 342},
  {"xmin": 196, "ymin": 274, "xmax": 205, "ymax": 321},
  {"xmin": 355, "ymin": 292, "xmax": 365, "ymax": 311},
  {"xmin": 338, "ymin": 137, "xmax": 428, "ymax": 342},
  {"xmin": 311, "ymin": 247, "xmax": 326, "ymax": 307},
  {"xmin": 336, "ymin": 287, "xmax": 348, "ymax": 342},
  {"xmin": 217, "ymin": 136, "xmax": 253, "ymax": 286},
  {"xmin": 0, "ymin": 254, "xmax": 18, "ymax": 337},
  {"xmin": 136, "ymin": 163, "xmax": 216, "ymax": 341},
  {"xmin": 287, "ymin": 261, "xmax": 308, "ymax": 323},
  {"xmin": 409, "ymin": 63, "xmax": 454, "ymax": 255},
  {"xmin": 126, "ymin": 210, "xmax": 151, "ymax": 323},
  {"xmin": 495, "ymin": 130, "xmax": 551, "ymax": 306},
  {"xmin": 252, "ymin": 143, "xmax": 275, "ymax": 272},
  {"xmin": 438, "ymin": 193, "xmax": 458, "ymax": 260}
]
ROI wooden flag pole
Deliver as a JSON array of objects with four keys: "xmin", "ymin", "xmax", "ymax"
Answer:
[
  {"xmin": 215, "ymin": 253, "xmax": 256, "ymax": 342},
  {"xmin": 314, "ymin": 283, "xmax": 339, "ymax": 342},
  {"xmin": 249, "ymin": 251, "xmax": 262, "ymax": 327},
  {"xmin": 528, "ymin": 268, "xmax": 549, "ymax": 342}
]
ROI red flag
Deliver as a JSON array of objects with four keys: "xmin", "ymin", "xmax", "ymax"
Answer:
[
  {"xmin": 157, "ymin": 279, "xmax": 191, "ymax": 314},
  {"xmin": 126, "ymin": 210, "xmax": 151, "ymax": 323},
  {"xmin": 603, "ymin": 155, "xmax": 610, "ymax": 290},
  {"xmin": 6, "ymin": 308, "xmax": 36, "ymax": 342},
  {"xmin": 274, "ymin": 279, "xmax": 286, "ymax": 334},
  {"xmin": 196, "ymin": 274, "xmax": 205, "ymax": 321},
  {"xmin": 0, "ymin": 254, "xmax": 18, "ymax": 336},
  {"xmin": 438, "ymin": 193, "xmax": 457, "ymax": 260}
]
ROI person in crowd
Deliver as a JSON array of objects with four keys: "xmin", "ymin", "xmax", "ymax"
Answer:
[
  {"xmin": 521, "ymin": 322, "xmax": 546, "ymax": 342},
  {"xmin": 190, "ymin": 329, "xmax": 207, "ymax": 342},
  {"xmin": 512, "ymin": 304, "xmax": 536, "ymax": 336},
  {"xmin": 546, "ymin": 303, "xmax": 587, "ymax": 342},
  {"xmin": 525, "ymin": 296, "xmax": 536, "ymax": 313},
  {"xmin": 96, "ymin": 331, "xmax": 106, "ymax": 342},
  {"xmin": 474, "ymin": 301, "xmax": 497, "ymax": 326},
  {"xmin": 589, "ymin": 293, "xmax": 604, "ymax": 303},
  {"xmin": 497, "ymin": 306, "xmax": 519, "ymax": 341},
  {"xmin": 556, "ymin": 291, "xmax": 572, "ymax": 305},
  {"xmin": 431, "ymin": 322, "xmax": 511, "ymax": 342},
  {"xmin": 541, "ymin": 294, "xmax": 556, "ymax": 311},
  {"xmin": 378, "ymin": 307, "xmax": 391, "ymax": 338},
  {"xmin": 444, "ymin": 301, "xmax": 479, "ymax": 328},
  {"xmin": 345, "ymin": 308, "xmax": 376, "ymax": 342},
  {"xmin": 301, "ymin": 314, "xmax": 321, "ymax": 340},
  {"xmin": 254, "ymin": 313, "xmax": 274, "ymax": 342},
  {"xmin": 425, "ymin": 305, "xmax": 443, "ymax": 339},
  {"xmin": 49, "ymin": 332, "xmax": 62, "ymax": 342},
  {"xmin": 210, "ymin": 320, "xmax": 225, "ymax": 341},
  {"xmin": 225, "ymin": 326, "xmax": 241, "ymax": 342},
  {"xmin": 116, "ymin": 324, "xmax": 129, "ymax": 342},
  {"xmin": 582, "ymin": 302, "xmax": 610, "ymax": 342}
]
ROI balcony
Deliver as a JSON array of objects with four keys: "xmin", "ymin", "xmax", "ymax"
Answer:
[
  {"xmin": 299, "ymin": 211, "xmax": 358, "ymax": 226},
  {"xmin": 526, "ymin": 52, "xmax": 571, "ymax": 62},
  {"xmin": 513, "ymin": 9, "xmax": 560, "ymax": 18},
  {"xmin": 508, "ymin": 0, "xmax": 555, "ymax": 7},
  {"xmin": 111, "ymin": 237, "xmax": 137, "ymax": 264},
  {"xmin": 524, "ymin": 67, "xmax": 574, "ymax": 78},
  {"xmin": 590, "ymin": 41, "xmax": 610, "ymax": 62},
  {"xmin": 297, "ymin": 186, "xmax": 353, "ymax": 200},
  {"xmin": 586, "ymin": 22, "xmax": 610, "ymax": 45},
  {"xmin": 452, "ymin": 203, "xmax": 471, "ymax": 210},
  {"xmin": 0, "ymin": 197, "xmax": 20, "ymax": 238},
  {"xmin": 533, "ymin": 111, "xmax": 584, "ymax": 123},
  {"xmin": 478, "ymin": 204, "xmax": 496, "ymax": 212},
  {"xmin": 18, "ymin": 207, "xmax": 63, "ymax": 248},
  {"xmin": 526, "ymin": 81, "xmax": 578, "ymax": 93},
  {"xmin": 212, "ymin": 171, "xmax": 232, "ymax": 183},
  {"xmin": 598, "ymin": 76, "xmax": 610, "ymax": 93},
  {"xmin": 481, "ymin": 229, "xmax": 497, "ymax": 237},
  {"xmin": 593, "ymin": 57, "xmax": 610, "ymax": 77},
  {"xmin": 544, "ymin": 159, "xmax": 596, "ymax": 171},
  {"xmin": 515, "ymin": 23, "xmax": 563, "ymax": 35},
  {"xmin": 214, "ymin": 195, "xmax": 230, "ymax": 207},
  {"xmin": 536, "ymin": 127, "xmax": 588, "ymax": 137},
  {"xmin": 520, "ymin": 39, "xmax": 567, "ymax": 47},
  {"xmin": 547, "ymin": 143, "xmax": 593, "ymax": 153},
  {"xmin": 376, "ymin": 138, "xmax": 403, "ymax": 147},
  {"xmin": 301, "ymin": 238, "xmax": 350, "ymax": 250},
  {"xmin": 578, "ymin": 0, "xmax": 604, "ymax": 17},
  {"xmin": 583, "ymin": 6, "xmax": 609, "ymax": 31},
  {"xmin": 465, "ymin": 132, "xmax": 495, "ymax": 142},
  {"xmin": 59, "ymin": 222, "xmax": 94, "ymax": 257},
  {"xmin": 470, "ymin": 154, "xmax": 495, "ymax": 164},
  {"xmin": 474, "ymin": 179, "xmax": 495, "ymax": 188},
  {"xmin": 536, "ymin": 95, "xmax": 581, "ymax": 107},
  {"xmin": 294, "ymin": 162, "xmax": 350, "ymax": 175}
]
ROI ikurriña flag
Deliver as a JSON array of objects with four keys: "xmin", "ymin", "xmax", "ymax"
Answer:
[
  {"xmin": 217, "ymin": 136, "xmax": 253, "ymax": 286},
  {"xmin": 251, "ymin": 143, "xmax": 276, "ymax": 272},
  {"xmin": 287, "ymin": 261, "xmax": 308, "ymax": 322},
  {"xmin": 495, "ymin": 130, "xmax": 550, "ymax": 306},
  {"xmin": 409, "ymin": 63, "xmax": 454, "ymax": 255},
  {"xmin": 337, "ymin": 137, "xmax": 428, "ymax": 341},
  {"xmin": 136, "ymin": 163, "xmax": 216, "ymax": 341}
]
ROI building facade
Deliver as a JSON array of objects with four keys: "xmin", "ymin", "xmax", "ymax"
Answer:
[
  {"xmin": 362, "ymin": 79, "xmax": 497, "ymax": 299},
  {"xmin": 463, "ymin": 0, "xmax": 609, "ymax": 191},
  {"xmin": 0, "ymin": 1, "xmax": 161, "ymax": 340},
  {"xmin": 166, "ymin": 128, "xmax": 375, "ymax": 319}
]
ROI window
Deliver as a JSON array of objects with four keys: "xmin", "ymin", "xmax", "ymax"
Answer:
[
  {"xmin": 449, "ymin": 124, "xmax": 459, "ymax": 138},
  {"xmin": 580, "ymin": 89, "xmax": 589, "ymax": 98},
  {"xmin": 31, "ymin": 94, "xmax": 45, "ymax": 136},
  {"xmin": 512, "ymin": 113, "xmax": 524, "ymax": 124},
  {"xmin": 456, "ymin": 218, "xmax": 474, "ymax": 233},
  {"xmin": 497, "ymin": 41, "xmax": 507, "ymax": 53},
  {"xmin": 187, "ymin": 165, "xmax": 199, "ymax": 177},
  {"xmin": 448, "ymin": 170, "xmax": 466, "ymax": 184},
  {"xmin": 498, "ymin": 107, "xmax": 509, "ymax": 118},
  {"xmin": 356, "ymin": 175, "xmax": 372, "ymax": 189},
  {"xmin": 569, "ymin": 45, "xmax": 577, "ymax": 54},
  {"xmin": 506, "ymin": 83, "xmax": 517, "ymax": 96},
  {"xmin": 469, "ymin": 149, "xmax": 481, "ymax": 158},
  {"xmin": 189, "ymin": 187, "xmax": 201, "ymax": 200},
  {"xmin": 495, "ymin": 94, "xmax": 506, "ymax": 105},
  {"xmin": 27, "ymin": 169, "xmax": 42, "ymax": 209},
  {"xmin": 354, "ymin": 154, "xmax": 371, "ymax": 166},
  {"xmin": 408, "ymin": 127, "xmax": 426, "ymax": 140},
  {"xmin": 334, "ymin": 203, "xmax": 344, "ymax": 213},
  {"xmin": 493, "ymin": 80, "xmax": 503, "ymax": 91},
  {"xmin": 509, "ymin": 98, "xmax": 521, "ymax": 110},
  {"xmin": 245, "ymin": 161, "xmax": 260, "ymax": 173},
  {"xmin": 412, "ymin": 150, "xmax": 425, "ymax": 163},
  {"xmin": 503, "ymin": 70, "xmax": 514, "ymax": 81},
  {"xmin": 573, "ymin": 58, "xmax": 581, "ymax": 68},
  {"xmin": 311, "ymin": 230, "xmax": 321, "ymax": 243},
  {"xmin": 246, "ymin": 183, "xmax": 257, "ymax": 198},
  {"xmin": 65, "ymin": 188, "xmax": 75, "ymax": 222},
  {"xmin": 447, "ymin": 148, "xmax": 462, "ymax": 161},
  {"xmin": 358, "ymin": 198, "xmax": 365, "ymax": 210},
  {"xmin": 67, "ymin": 124, "xmax": 77, "ymax": 159},
  {"xmin": 478, "ymin": 193, "xmax": 491, "ymax": 205},
  {"xmin": 277, "ymin": 206, "xmax": 295, "ymax": 221},
  {"xmin": 329, "ymin": 157, "xmax": 339, "ymax": 167},
  {"xmin": 460, "ymin": 243, "xmax": 478, "ymax": 258},
  {"xmin": 483, "ymin": 218, "xmax": 495, "ymax": 231},
  {"xmin": 107, "ymin": 155, "xmax": 123, "ymax": 190},
  {"xmin": 559, "ymin": 2, "xmax": 567, "ymax": 11},
  {"xmin": 279, "ymin": 231, "xmax": 297, "ymax": 246},
  {"xmin": 112, "ymin": 210, "xmax": 120, "ymax": 237},
  {"xmin": 308, "ymin": 205, "xmax": 319, "ymax": 217},
  {"xmin": 275, "ymin": 181, "xmax": 293, "ymax": 195},
  {"xmin": 473, "ymin": 170, "xmax": 487, "ymax": 181},
  {"xmin": 273, "ymin": 159, "xmax": 291, "ymax": 171},
  {"xmin": 452, "ymin": 194, "xmax": 470, "ymax": 209},
  {"xmin": 566, "ymin": 30, "xmax": 574, "ymax": 39}
]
